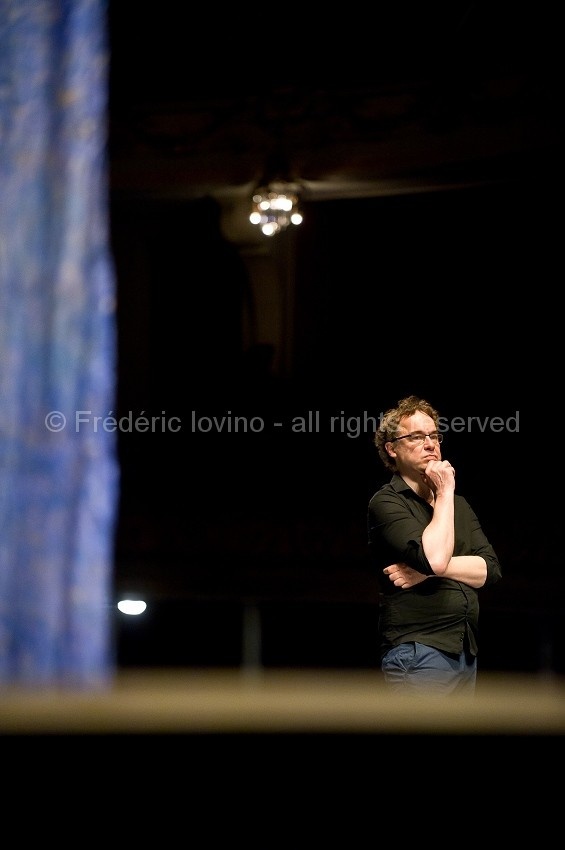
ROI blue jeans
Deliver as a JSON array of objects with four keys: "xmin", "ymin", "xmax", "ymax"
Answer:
[{"xmin": 381, "ymin": 641, "xmax": 477, "ymax": 696}]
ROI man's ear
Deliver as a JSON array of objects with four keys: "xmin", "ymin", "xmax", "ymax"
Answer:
[{"xmin": 385, "ymin": 442, "xmax": 396, "ymax": 460}]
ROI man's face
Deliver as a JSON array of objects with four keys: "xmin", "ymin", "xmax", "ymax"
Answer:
[{"xmin": 386, "ymin": 411, "xmax": 442, "ymax": 475}]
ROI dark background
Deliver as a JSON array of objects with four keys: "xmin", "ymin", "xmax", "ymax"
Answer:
[{"xmin": 107, "ymin": 4, "xmax": 563, "ymax": 675}]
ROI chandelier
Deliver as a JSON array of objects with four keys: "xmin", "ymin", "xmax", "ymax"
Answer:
[{"xmin": 249, "ymin": 180, "xmax": 303, "ymax": 237}]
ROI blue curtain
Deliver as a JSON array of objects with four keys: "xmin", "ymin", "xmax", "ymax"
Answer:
[{"xmin": 0, "ymin": 1, "xmax": 118, "ymax": 687}]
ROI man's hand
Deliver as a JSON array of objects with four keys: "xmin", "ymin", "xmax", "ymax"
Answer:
[
  {"xmin": 421, "ymin": 459, "xmax": 456, "ymax": 497},
  {"xmin": 383, "ymin": 562, "xmax": 429, "ymax": 589}
]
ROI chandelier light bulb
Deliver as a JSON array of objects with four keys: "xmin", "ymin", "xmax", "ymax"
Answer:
[{"xmin": 250, "ymin": 182, "xmax": 303, "ymax": 236}]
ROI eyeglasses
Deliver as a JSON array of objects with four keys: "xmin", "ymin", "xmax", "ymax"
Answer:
[{"xmin": 389, "ymin": 432, "xmax": 443, "ymax": 445}]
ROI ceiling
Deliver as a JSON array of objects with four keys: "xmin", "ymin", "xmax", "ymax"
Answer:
[{"xmin": 107, "ymin": 4, "xmax": 563, "ymax": 213}]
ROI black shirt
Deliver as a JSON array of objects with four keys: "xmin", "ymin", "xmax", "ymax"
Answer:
[{"xmin": 367, "ymin": 473, "xmax": 502, "ymax": 658}]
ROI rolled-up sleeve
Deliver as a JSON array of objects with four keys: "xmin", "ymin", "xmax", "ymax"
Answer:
[{"xmin": 368, "ymin": 488, "xmax": 435, "ymax": 576}]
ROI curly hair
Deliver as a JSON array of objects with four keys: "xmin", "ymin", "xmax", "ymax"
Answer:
[{"xmin": 374, "ymin": 395, "xmax": 440, "ymax": 472}]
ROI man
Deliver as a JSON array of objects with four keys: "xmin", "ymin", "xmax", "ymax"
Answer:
[{"xmin": 367, "ymin": 395, "xmax": 502, "ymax": 695}]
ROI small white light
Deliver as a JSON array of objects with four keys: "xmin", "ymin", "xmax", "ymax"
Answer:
[{"xmin": 117, "ymin": 599, "xmax": 147, "ymax": 615}]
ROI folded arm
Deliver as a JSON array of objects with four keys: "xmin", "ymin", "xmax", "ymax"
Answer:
[{"xmin": 384, "ymin": 555, "xmax": 487, "ymax": 590}]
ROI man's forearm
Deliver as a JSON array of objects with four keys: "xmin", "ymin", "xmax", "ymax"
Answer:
[
  {"xmin": 422, "ymin": 494, "xmax": 454, "ymax": 574},
  {"xmin": 443, "ymin": 555, "xmax": 487, "ymax": 588}
]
